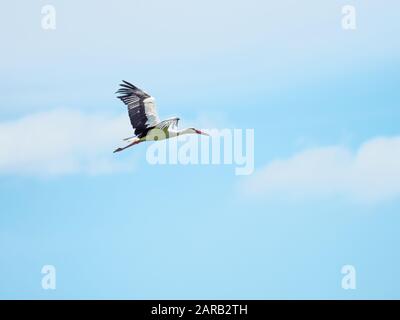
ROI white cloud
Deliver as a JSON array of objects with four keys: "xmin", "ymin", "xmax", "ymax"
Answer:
[
  {"xmin": 0, "ymin": 109, "xmax": 135, "ymax": 176},
  {"xmin": 243, "ymin": 136, "xmax": 400, "ymax": 203}
]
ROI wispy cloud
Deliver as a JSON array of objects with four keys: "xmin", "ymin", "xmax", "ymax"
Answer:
[
  {"xmin": 0, "ymin": 109, "xmax": 135, "ymax": 176},
  {"xmin": 242, "ymin": 136, "xmax": 400, "ymax": 203}
]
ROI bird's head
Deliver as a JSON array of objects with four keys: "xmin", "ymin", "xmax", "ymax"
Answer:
[{"xmin": 188, "ymin": 128, "xmax": 209, "ymax": 136}]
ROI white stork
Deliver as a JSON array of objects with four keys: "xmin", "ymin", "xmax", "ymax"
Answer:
[{"xmin": 113, "ymin": 80, "xmax": 209, "ymax": 153}]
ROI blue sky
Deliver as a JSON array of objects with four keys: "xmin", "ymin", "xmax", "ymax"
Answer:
[{"xmin": 1, "ymin": 0, "xmax": 400, "ymax": 299}]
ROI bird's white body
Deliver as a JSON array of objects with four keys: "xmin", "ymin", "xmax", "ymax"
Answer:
[{"xmin": 124, "ymin": 127, "xmax": 195, "ymax": 144}]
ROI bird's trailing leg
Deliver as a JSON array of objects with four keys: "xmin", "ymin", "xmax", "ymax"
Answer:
[
  {"xmin": 123, "ymin": 135, "xmax": 136, "ymax": 141},
  {"xmin": 113, "ymin": 139, "xmax": 141, "ymax": 153}
]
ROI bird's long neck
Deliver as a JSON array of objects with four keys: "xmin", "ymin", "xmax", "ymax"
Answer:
[{"xmin": 176, "ymin": 128, "xmax": 192, "ymax": 136}]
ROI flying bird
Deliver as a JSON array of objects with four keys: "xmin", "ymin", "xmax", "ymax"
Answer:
[{"xmin": 113, "ymin": 80, "xmax": 209, "ymax": 153}]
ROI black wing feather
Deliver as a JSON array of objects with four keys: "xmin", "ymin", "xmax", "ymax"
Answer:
[{"xmin": 116, "ymin": 81, "xmax": 154, "ymax": 138}]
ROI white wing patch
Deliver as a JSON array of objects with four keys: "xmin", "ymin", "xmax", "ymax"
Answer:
[
  {"xmin": 156, "ymin": 117, "xmax": 180, "ymax": 130},
  {"xmin": 143, "ymin": 97, "xmax": 160, "ymax": 127}
]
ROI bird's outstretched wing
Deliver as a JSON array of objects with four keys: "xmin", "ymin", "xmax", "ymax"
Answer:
[
  {"xmin": 156, "ymin": 117, "xmax": 180, "ymax": 130},
  {"xmin": 116, "ymin": 80, "xmax": 160, "ymax": 138}
]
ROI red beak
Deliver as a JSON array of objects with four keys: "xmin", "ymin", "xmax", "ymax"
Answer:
[{"xmin": 195, "ymin": 129, "xmax": 209, "ymax": 136}]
